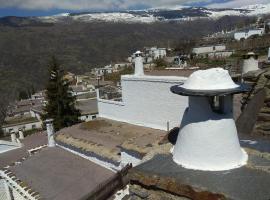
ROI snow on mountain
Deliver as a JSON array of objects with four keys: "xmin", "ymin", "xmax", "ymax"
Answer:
[
  {"xmin": 71, "ymin": 13, "xmax": 158, "ymax": 23},
  {"xmin": 37, "ymin": 3, "xmax": 270, "ymax": 24},
  {"xmin": 242, "ymin": 4, "xmax": 270, "ymax": 16}
]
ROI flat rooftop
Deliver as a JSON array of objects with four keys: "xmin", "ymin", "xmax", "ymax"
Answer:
[
  {"xmin": 9, "ymin": 147, "xmax": 115, "ymax": 200},
  {"xmin": 145, "ymin": 69, "xmax": 195, "ymax": 77},
  {"xmin": 0, "ymin": 132, "xmax": 47, "ymax": 169},
  {"xmin": 56, "ymin": 118, "xmax": 167, "ymax": 163}
]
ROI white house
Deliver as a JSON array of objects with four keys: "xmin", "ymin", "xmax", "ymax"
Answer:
[
  {"xmin": 1, "ymin": 116, "xmax": 42, "ymax": 135},
  {"xmin": 98, "ymin": 51, "xmax": 188, "ymax": 131},
  {"xmin": 234, "ymin": 28, "xmax": 265, "ymax": 41},
  {"xmin": 92, "ymin": 65, "xmax": 114, "ymax": 76}
]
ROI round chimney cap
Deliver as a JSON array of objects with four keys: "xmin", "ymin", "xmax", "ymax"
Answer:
[
  {"xmin": 243, "ymin": 52, "xmax": 258, "ymax": 59},
  {"xmin": 45, "ymin": 119, "xmax": 54, "ymax": 124},
  {"xmin": 247, "ymin": 52, "xmax": 256, "ymax": 55},
  {"xmin": 135, "ymin": 51, "xmax": 142, "ymax": 57},
  {"xmin": 170, "ymin": 68, "xmax": 250, "ymax": 96}
]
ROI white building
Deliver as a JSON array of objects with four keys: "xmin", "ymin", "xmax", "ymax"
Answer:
[
  {"xmin": 146, "ymin": 47, "xmax": 167, "ymax": 60},
  {"xmin": 234, "ymin": 28, "xmax": 265, "ymax": 41},
  {"xmin": 128, "ymin": 47, "xmax": 167, "ymax": 64},
  {"xmin": 98, "ymin": 51, "xmax": 188, "ymax": 131},
  {"xmin": 192, "ymin": 45, "xmax": 232, "ymax": 59},
  {"xmin": 1, "ymin": 119, "xmax": 42, "ymax": 134},
  {"xmin": 92, "ymin": 65, "xmax": 114, "ymax": 76}
]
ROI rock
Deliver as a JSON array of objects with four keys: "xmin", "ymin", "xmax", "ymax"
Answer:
[
  {"xmin": 257, "ymin": 113, "xmax": 270, "ymax": 122},
  {"xmin": 130, "ymin": 186, "xmax": 149, "ymax": 199},
  {"xmin": 253, "ymin": 76, "xmax": 268, "ymax": 93},
  {"xmin": 264, "ymin": 70, "xmax": 270, "ymax": 79},
  {"xmin": 260, "ymin": 107, "xmax": 270, "ymax": 114},
  {"xmin": 243, "ymin": 69, "xmax": 265, "ymax": 81},
  {"xmin": 256, "ymin": 122, "xmax": 270, "ymax": 131}
]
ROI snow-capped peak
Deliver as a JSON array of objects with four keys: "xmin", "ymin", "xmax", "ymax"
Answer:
[{"xmin": 36, "ymin": 3, "xmax": 270, "ymax": 24}]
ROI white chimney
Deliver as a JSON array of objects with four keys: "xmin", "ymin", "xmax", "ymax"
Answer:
[
  {"xmin": 134, "ymin": 51, "xmax": 144, "ymax": 76},
  {"xmin": 45, "ymin": 119, "xmax": 56, "ymax": 147},
  {"xmin": 268, "ymin": 47, "xmax": 270, "ymax": 62},
  {"xmin": 10, "ymin": 131, "xmax": 16, "ymax": 143},
  {"xmin": 171, "ymin": 68, "xmax": 248, "ymax": 171},
  {"xmin": 242, "ymin": 52, "xmax": 259, "ymax": 74},
  {"xmin": 18, "ymin": 129, "xmax": 24, "ymax": 139}
]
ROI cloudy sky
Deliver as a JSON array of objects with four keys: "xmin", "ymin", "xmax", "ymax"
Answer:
[{"xmin": 0, "ymin": 0, "xmax": 269, "ymax": 17}]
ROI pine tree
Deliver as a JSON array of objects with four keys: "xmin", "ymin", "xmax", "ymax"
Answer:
[{"xmin": 43, "ymin": 57, "xmax": 80, "ymax": 130}]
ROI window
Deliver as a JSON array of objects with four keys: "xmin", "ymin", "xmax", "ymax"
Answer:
[
  {"xmin": 9, "ymin": 129, "xmax": 13, "ymax": 133},
  {"xmin": 209, "ymin": 96, "xmax": 224, "ymax": 114},
  {"xmin": 92, "ymin": 115, "xmax": 97, "ymax": 120},
  {"xmin": 32, "ymin": 124, "xmax": 36, "ymax": 129}
]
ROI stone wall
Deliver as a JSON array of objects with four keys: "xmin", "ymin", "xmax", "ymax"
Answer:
[{"xmin": 240, "ymin": 67, "xmax": 270, "ymax": 136}]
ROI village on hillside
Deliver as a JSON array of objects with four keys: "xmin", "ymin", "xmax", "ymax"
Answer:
[{"xmin": 0, "ymin": 17, "xmax": 270, "ymax": 200}]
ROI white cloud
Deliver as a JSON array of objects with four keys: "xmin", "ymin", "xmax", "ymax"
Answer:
[
  {"xmin": 208, "ymin": 0, "xmax": 270, "ymax": 8},
  {"xmin": 0, "ymin": 0, "xmax": 199, "ymax": 10},
  {"xmin": 0, "ymin": 0, "xmax": 268, "ymax": 10}
]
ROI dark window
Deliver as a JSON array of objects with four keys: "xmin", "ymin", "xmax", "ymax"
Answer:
[{"xmin": 209, "ymin": 96, "xmax": 224, "ymax": 114}]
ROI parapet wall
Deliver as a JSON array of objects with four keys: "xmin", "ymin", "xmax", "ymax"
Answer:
[{"xmin": 98, "ymin": 75, "xmax": 188, "ymax": 130}]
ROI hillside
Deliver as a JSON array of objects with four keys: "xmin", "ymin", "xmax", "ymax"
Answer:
[{"xmin": 0, "ymin": 14, "xmax": 258, "ymax": 100}]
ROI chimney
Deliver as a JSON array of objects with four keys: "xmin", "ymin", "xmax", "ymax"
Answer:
[
  {"xmin": 242, "ymin": 52, "xmax": 259, "ymax": 74},
  {"xmin": 134, "ymin": 51, "xmax": 144, "ymax": 76},
  {"xmin": 18, "ymin": 129, "xmax": 24, "ymax": 139},
  {"xmin": 10, "ymin": 131, "xmax": 16, "ymax": 143},
  {"xmin": 170, "ymin": 68, "xmax": 249, "ymax": 171},
  {"xmin": 268, "ymin": 47, "xmax": 270, "ymax": 62},
  {"xmin": 45, "ymin": 119, "xmax": 56, "ymax": 147}
]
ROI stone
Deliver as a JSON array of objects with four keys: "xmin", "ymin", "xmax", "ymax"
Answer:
[
  {"xmin": 130, "ymin": 186, "xmax": 149, "ymax": 199},
  {"xmin": 264, "ymin": 70, "xmax": 270, "ymax": 79},
  {"xmin": 257, "ymin": 113, "xmax": 270, "ymax": 122},
  {"xmin": 253, "ymin": 76, "xmax": 268, "ymax": 93},
  {"xmin": 237, "ymin": 89, "xmax": 266, "ymax": 135},
  {"xmin": 256, "ymin": 122, "xmax": 270, "ymax": 131},
  {"xmin": 243, "ymin": 69, "xmax": 265, "ymax": 81},
  {"xmin": 260, "ymin": 107, "xmax": 270, "ymax": 113}
]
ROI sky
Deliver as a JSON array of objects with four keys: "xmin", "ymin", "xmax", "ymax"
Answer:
[{"xmin": 0, "ymin": 0, "xmax": 269, "ymax": 17}]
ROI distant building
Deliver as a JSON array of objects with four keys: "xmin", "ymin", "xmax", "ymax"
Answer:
[
  {"xmin": 192, "ymin": 45, "xmax": 233, "ymax": 59},
  {"xmin": 76, "ymin": 99, "xmax": 98, "ymax": 122},
  {"xmin": 1, "ymin": 114, "xmax": 42, "ymax": 134},
  {"xmin": 92, "ymin": 65, "xmax": 114, "ymax": 76},
  {"xmin": 128, "ymin": 47, "xmax": 167, "ymax": 64},
  {"xmin": 234, "ymin": 28, "xmax": 265, "ymax": 41}
]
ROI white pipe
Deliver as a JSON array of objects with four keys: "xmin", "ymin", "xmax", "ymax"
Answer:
[
  {"xmin": 45, "ymin": 119, "xmax": 56, "ymax": 147},
  {"xmin": 18, "ymin": 130, "xmax": 24, "ymax": 139},
  {"xmin": 10, "ymin": 132, "xmax": 16, "ymax": 143},
  {"xmin": 134, "ymin": 51, "xmax": 144, "ymax": 76}
]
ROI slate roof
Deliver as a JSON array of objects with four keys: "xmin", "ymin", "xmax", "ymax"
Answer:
[
  {"xmin": 76, "ymin": 99, "xmax": 98, "ymax": 115},
  {"xmin": 9, "ymin": 147, "xmax": 115, "ymax": 200}
]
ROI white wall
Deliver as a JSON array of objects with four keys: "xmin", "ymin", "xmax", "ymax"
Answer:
[
  {"xmin": 192, "ymin": 45, "xmax": 226, "ymax": 55},
  {"xmin": 79, "ymin": 114, "xmax": 98, "ymax": 122},
  {"xmin": 98, "ymin": 75, "xmax": 188, "ymax": 130},
  {"xmin": 2, "ymin": 121, "xmax": 42, "ymax": 134},
  {"xmin": 234, "ymin": 29, "xmax": 264, "ymax": 41},
  {"xmin": 208, "ymin": 51, "xmax": 233, "ymax": 58}
]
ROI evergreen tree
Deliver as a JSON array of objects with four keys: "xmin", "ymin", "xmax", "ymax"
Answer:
[{"xmin": 43, "ymin": 57, "xmax": 80, "ymax": 130}]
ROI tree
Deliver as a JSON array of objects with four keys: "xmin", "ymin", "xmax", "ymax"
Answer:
[{"xmin": 43, "ymin": 57, "xmax": 80, "ymax": 131}]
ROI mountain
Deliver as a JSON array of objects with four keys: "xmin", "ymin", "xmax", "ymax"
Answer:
[
  {"xmin": 34, "ymin": 3, "xmax": 270, "ymax": 24},
  {"xmin": 0, "ymin": 4, "xmax": 269, "ymax": 26},
  {"xmin": 0, "ymin": 4, "xmax": 267, "ymax": 100}
]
